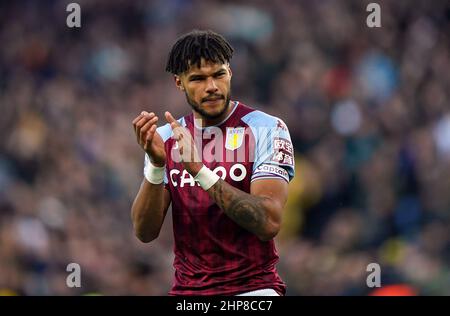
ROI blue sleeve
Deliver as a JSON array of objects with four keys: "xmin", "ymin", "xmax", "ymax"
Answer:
[{"xmin": 242, "ymin": 111, "xmax": 295, "ymax": 183}]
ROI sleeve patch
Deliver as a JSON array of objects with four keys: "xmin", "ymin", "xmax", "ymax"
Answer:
[
  {"xmin": 252, "ymin": 163, "xmax": 289, "ymax": 181},
  {"xmin": 271, "ymin": 137, "xmax": 294, "ymax": 166}
]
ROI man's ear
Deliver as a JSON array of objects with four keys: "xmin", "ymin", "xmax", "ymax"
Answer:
[
  {"xmin": 174, "ymin": 75, "xmax": 185, "ymax": 91},
  {"xmin": 227, "ymin": 65, "xmax": 232, "ymax": 78}
]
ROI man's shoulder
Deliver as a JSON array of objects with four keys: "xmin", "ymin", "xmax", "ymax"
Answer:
[{"xmin": 239, "ymin": 103, "xmax": 287, "ymax": 130}]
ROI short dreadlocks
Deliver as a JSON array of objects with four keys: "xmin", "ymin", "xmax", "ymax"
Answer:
[{"xmin": 165, "ymin": 30, "xmax": 234, "ymax": 75}]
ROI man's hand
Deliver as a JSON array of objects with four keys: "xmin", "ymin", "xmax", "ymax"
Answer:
[
  {"xmin": 165, "ymin": 111, "xmax": 203, "ymax": 176},
  {"xmin": 132, "ymin": 111, "xmax": 166, "ymax": 167}
]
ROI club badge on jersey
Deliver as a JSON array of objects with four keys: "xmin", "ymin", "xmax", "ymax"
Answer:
[{"xmin": 225, "ymin": 127, "xmax": 245, "ymax": 151}]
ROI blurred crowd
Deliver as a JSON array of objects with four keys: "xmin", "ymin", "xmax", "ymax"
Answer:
[{"xmin": 0, "ymin": 0, "xmax": 449, "ymax": 295}]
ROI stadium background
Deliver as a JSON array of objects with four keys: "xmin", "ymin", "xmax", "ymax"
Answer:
[{"xmin": 0, "ymin": 0, "xmax": 449, "ymax": 295}]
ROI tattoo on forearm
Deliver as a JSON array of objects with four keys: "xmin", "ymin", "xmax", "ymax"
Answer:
[{"xmin": 209, "ymin": 179, "xmax": 268, "ymax": 236}]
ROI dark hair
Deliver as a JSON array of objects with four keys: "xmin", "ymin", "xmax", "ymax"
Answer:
[{"xmin": 165, "ymin": 29, "xmax": 234, "ymax": 75}]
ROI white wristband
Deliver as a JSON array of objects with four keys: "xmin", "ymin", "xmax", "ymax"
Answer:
[
  {"xmin": 194, "ymin": 165, "xmax": 220, "ymax": 190},
  {"xmin": 144, "ymin": 159, "xmax": 165, "ymax": 185}
]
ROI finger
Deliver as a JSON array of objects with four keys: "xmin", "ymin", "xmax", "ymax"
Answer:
[
  {"xmin": 145, "ymin": 125, "xmax": 157, "ymax": 144},
  {"xmin": 140, "ymin": 118, "xmax": 158, "ymax": 144},
  {"xmin": 133, "ymin": 111, "xmax": 154, "ymax": 125},
  {"xmin": 165, "ymin": 111, "xmax": 181, "ymax": 129},
  {"xmin": 135, "ymin": 114, "xmax": 156, "ymax": 136},
  {"xmin": 135, "ymin": 112, "xmax": 155, "ymax": 125},
  {"xmin": 172, "ymin": 126, "xmax": 185, "ymax": 144},
  {"xmin": 177, "ymin": 128, "xmax": 192, "ymax": 148},
  {"xmin": 140, "ymin": 116, "xmax": 158, "ymax": 135},
  {"xmin": 173, "ymin": 132, "xmax": 184, "ymax": 145},
  {"xmin": 132, "ymin": 113, "xmax": 144, "ymax": 125},
  {"xmin": 135, "ymin": 117, "xmax": 150, "ymax": 143},
  {"xmin": 141, "ymin": 111, "xmax": 155, "ymax": 117},
  {"xmin": 133, "ymin": 115, "xmax": 144, "ymax": 137},
  {"xmin": 164, "ymin": 111, "xmax": 175, "ymax": 123},
  {"xmin": 140, "ymin": 121, "xmax": 158, "ymax": 146},
  {"xmin": 135, "ymin": 115, "xmax": 151, "ymax": 131},
  {"xmin": 144, "ymin": 125, "xmax": 157, "ymax": 150}
]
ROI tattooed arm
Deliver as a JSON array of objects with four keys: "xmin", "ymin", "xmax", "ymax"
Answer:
[{"xmin": 207, "ymin": 178, "xmax": 289, "ymax": 241}]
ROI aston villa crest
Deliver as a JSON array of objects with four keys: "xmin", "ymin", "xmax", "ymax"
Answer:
[{"xmin": 225, "ymin": 127, "xmax": 245, "ymax": 150}]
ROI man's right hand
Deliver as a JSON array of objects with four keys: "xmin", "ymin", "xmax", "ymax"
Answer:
[{"xmin": 132, "ymin": 111, "xmax": 166, "ymax": 167}]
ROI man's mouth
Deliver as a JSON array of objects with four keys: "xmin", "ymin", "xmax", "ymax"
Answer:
[{"xmin": 202, "ymin": 96, "xmax": 224, "ymax": 103}]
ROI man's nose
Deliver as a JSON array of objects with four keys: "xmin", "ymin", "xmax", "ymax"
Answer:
[{"xmin": 205, "ymin": 77, "xmax": 218, "ymax": 93}]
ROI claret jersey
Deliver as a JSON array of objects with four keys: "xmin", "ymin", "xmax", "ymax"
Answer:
[{"xmin": 144, "ymin": 101, "xmax": 295, "ymax": 295}]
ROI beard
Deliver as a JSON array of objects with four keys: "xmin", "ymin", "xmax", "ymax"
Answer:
[{"xmin": 185, "ymin": 91, "xmax": 231, "ymax": 120}]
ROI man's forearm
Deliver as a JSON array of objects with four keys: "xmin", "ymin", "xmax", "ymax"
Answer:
[
  {"xmin": 206, "ymin": 179, "xmax": 278, "ymax": 241},
  {"xmin": 131, "ymin": 179, "xmax": 167, "ymax": 242}
]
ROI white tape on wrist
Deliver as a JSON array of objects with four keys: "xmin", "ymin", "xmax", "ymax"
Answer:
[
  {"xmin": 144, "ymin": 159, "xmax": 165, "ymax": 184},
  {"xmin": 194, "ymin": 165, "xmax": 220, "ymax": 190}
]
